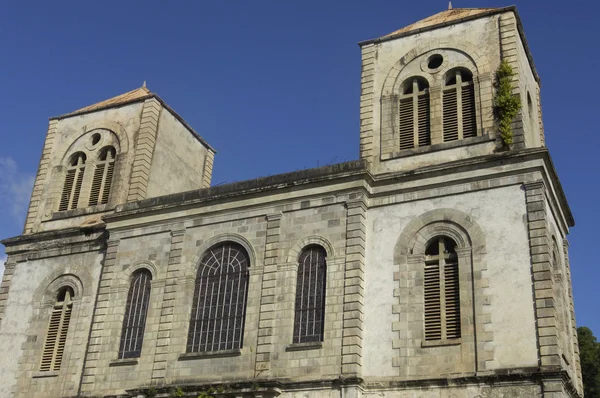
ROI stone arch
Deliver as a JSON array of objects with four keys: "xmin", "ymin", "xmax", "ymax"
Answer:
[
  {"xmin": 60, "ymin": 128, "xmax": 122, "ymax": 165},
  {"xmin": 188, "ymin": 233, "xmax": 257, "ymax": 277},
  {"xmin": 382, "ymin": 41, "xmax": 491, "ymax": 96},
  {"xmin": 121, "ymin": 260, "xmax": 158, "ymax": 281},
  {"xmin": 39, "ymin": 274, "xmax": 84, "ymax": 307},
  {"xmin": 286, "ymin": 235, "xmax": 336, "ymax": 264},
  {"xmin": 394, "ymin": 208, "xmax": 486, "ymax": 262},
  {"xmin": 81, "ymin": 121, "xmax": 130, "ymax": 154}
]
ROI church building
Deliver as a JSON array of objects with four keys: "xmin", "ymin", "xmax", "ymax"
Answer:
[{"xmin": 0, "ymin": 6, "xmax": 582, "ymax": 398}]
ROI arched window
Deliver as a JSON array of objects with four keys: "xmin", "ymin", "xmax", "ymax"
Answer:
[
  {"xmin": 443, "ymin": 69, "xmax": 477, "ymax": 142},
  {"xmin": 40, "ymin": 287, "xmax": 74, "ymax": 371},
  {"xmin": 293, "ymin": 245, "xmax": 327, "ymax": 343},
  {"xmin": 119, "ymin": 269, "xmax": 152, "ymax": 359},
  {"xmin": 58, "ymin": 153, "xmax": 86, "ymax": 211},
  {"xmin": 187, "ymin": 242, "xmax": 250, "ymax": 352},
  {"xmin": 89, "ymin": 146, "xmax": 116, "ymax": 206},
  {"xmin": 399, "ymin": 77, "xmax": 431, "ymax": 150},
  {"xmin": 424, "ymin": 236, "xmax": 460, "ymax": 341}
]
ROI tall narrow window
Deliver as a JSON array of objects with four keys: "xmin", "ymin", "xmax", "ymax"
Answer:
[
  {"xmin": 293, "ymin": 245, "xmax": 327, "ymax": 343},
  {"xmin": 89, "ymin": 146, "xmax": 116, "ymax": 206},
  {"xmin": 398, "ymin": 77, "xmax": 430, "ymax": 150},
  {"xmin": 187, "ymin": 243, "xmax": 250, "ymax": 353},
  {"xmin": 424, "ymin": 236, "xmax": 461, "ymax": 341},
  {"xmin": 59, "ymin": 153, "xmax": 86, "ymax": 211},
  {"xmin": 119, "ymin": 269, "xmax": 152, "ymax": 359},
  {"xmin": 40, "ymin": 287, "xmax": 74, "ymax": 371},
  {"xmin": 443, "ymin": 69, "xmax": 477, "ymax": 142}
]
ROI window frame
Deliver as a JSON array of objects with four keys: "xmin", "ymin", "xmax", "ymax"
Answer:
[
  {"xmin": 398, "ymin": 77, "xmax": 431, "ymax": 150},
  {"xmin": 40, "ymin": 287, "xmax": 74, "ymax": 372},
  {"xmin": 118, "ymin": 269, "xmax": 152, "ymax": 359}
]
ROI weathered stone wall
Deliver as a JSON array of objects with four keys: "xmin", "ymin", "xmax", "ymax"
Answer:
[
  {"xmin": 145, "ymin": 108, "xmax": 212, "ymax": 198},
  {"xmin": 363, "ymin": 185, "xmax": 537, "ymax": 378},
  {"xmin": 0, "ymin": 235, "xmax": 103, "ymax": 398}
]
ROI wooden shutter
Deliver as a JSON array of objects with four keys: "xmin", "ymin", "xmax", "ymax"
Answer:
[
  {"xmin": 100, "ymin": 161, "xmax": 114, "ymax": 204},
  {"xmin": 443, "ymin": 89, "xmax": 459, "ymax": 142},
  {"xmin": 461, "ymin": 84, "xmax": 477, "ymax": 138},
  {"xmin": 70, "ymin": 168, "xmax": 84, "ymax": 210},
  {"xmin": 424, "ymin": 263, "xmax": 442, "ymax": 341},
  {"xmin": 88, "ymin": 164, "xmax": 105, "ymax": 206},
  {"xmin": 58, "ymin": 170, "xmax": 76, "ymax": 211},
  {"xmin": 399, "ymin": 98, "xmax": 414, "ymax": 150},
  {"xmin": 417, "ymin": 93, "xmax": 431, "ymax": 147},
  {"xmin": 444, "ymin": 260, "xmax": 461, "ymax": 339},
  {"xmin": 40, "ymin": 303, "xmax": 72, "ymax": 371}
]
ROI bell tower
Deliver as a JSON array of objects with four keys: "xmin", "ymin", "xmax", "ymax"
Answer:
[
  {"xmin": 358, "ymin": 7, "xmax": 543, "ymax": 175},
  {"xmin": 22, "ymin": 86, "xmax": 216, "ymax": 234}
]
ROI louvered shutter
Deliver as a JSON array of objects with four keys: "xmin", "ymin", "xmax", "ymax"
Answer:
[
  {"xmin": 40, "ymin": 302, "xmax": 72, "ymax": 371},
  {"xmin": 417, "ymin": 93, "xmax": 431, "ymax": 147},
  {"xmin": 70, "ymin": 168, "xmax": 84, "ymax": 210},
  {"xmin": 88, "ymin": 164, "xmax": 105, "ymax": 206},
  {"xmin": 444, "ymin": 260, "xmax": 461, "ymax": 339},
  {"xmin": 101, "ymin": 161, "xmax": 114, "ymax": 204},
  {"xmin": 59, "ymin": 170, "xmax": 76, "ymax": 211},
  {"xmin": 461, "ymin": 84, "xmax": 477, "ymax": 138},
  {"xmin": 40, "ymin": 309, "xmax": 62, "ymax": 371},
  {"xmin": 399, "ymin": 98, "xmax": 414, "ymax": 150},
  {"xmin": 443, "ymin": 89, "xmax": 459, "ymax": 142},
  {"xmin": 424, "ymin": 262, "xmax": 442, "ymax": 341}
]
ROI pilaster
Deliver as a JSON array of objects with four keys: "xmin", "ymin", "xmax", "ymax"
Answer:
[
  {"xmin": 429, "ymin": 86, "xmax": 443, "ymax": 145},
  {"xmin": 80, "ymin": 238, "xmax": 121, "ymax": 393},
  {"xmin": 127, "ymin": 98, "xmax": 161, "ymax": 202},
  {"xmin": 24, "ymin": 120, "xmax": 58, "ymax": 234},
  {"xmin": 341, "ymin": 197, "xmax": 367, "ymax": 376},
  {"xmin": 380, "ymin": 94, "xmax": 398, "ymax": 158},
  {"xmin": 563, "ymin": 239, "xmax": 583, "ymax": 396},
  {"xmin": 151, "ymin": 228, "xmax": 186, "ymax": 382},
  {"xmin": 254, "ymin": 213, "xmax": 281, "ymax": 377},
  {"xmin": 202, "ymin": 150, "xmax": 215, "ymax": 189},
  {"xmin": 359, "ymin": 44, "xmax": 376, "ymax": 162},
  {"xmin": 0, "ymin": 258, "xmax": 16, "ymax": 324},
  {"xmin": 524, "ymin": 182, "xmax": 560, "ymax": 369}
]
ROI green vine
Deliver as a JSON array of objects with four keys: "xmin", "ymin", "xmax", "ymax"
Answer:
[{"xmin": 494, "ymin": 60, "xmax": 521, "ymax": 146}]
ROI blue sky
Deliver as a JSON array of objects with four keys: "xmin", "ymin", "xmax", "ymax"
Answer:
[{"xmin": 0, "ymin": 1, "xmax": 598, "ymax": 337}]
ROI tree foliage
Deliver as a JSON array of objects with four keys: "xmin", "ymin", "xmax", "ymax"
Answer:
[
  {"xmin": 578, "ymin": 326, "xmax": 600, "ymax": 397},
  {"xmin": 494, "ymin": 60, "xmax": 521, "ymax": 146}
]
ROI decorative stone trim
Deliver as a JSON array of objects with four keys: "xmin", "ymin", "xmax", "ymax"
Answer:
[
  {"xmin": 202, "ymin": 150, "xmax": 215, "ymax": 188},
  {"xmin": 392, "ymin": 208, "xmax": 491, "ymax": 375},
  {"xmin": 255, "ymin": 213, "xmax": 281, "ymax": 376},
  {"xmin": 536, "ymin": 86, "xmax": 546, "ymax": 146},
  {"xmin": 341, "ymin": 197, "xmax": 367, "ymax": 376},
  {"xmin": 523, "ymin": 181, "xmax": 560, "ymax": 369},
  {"xmin": 24, "ymin": 120, "xmax": 58, "ymax": 234},
  {"xmin": 127, "ymin": 97, "xmax": 162, "ymax": 202},
  {"xmin": 382, "ymin": 134, "xmax": 493, "ymax": 160},
  {"xmin": 563, "ymin": 239, "xmax": 583, "ymax": 396}
]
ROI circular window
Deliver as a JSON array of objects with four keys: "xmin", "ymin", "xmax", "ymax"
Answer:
[
  {"xmin": 91, "ymin": 133, "xmax": 101, "ymax": 146},
  {"xmin": 427, "ymin": 54, "xmax": 444, "ymax": 70}
]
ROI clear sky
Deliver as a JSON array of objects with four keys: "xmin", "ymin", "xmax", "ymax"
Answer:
[{"xmin": 0, "ymin": 1, "xmax": 598, "ymax": 337}]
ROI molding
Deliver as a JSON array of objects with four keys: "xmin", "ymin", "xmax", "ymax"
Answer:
[
  {"xmin": 178, "ymin": 349, "xmax": 241, "ymax": 360},
  {"xmin": 285, "ymin": 341, "xmax": 323, "ymax": 351}
]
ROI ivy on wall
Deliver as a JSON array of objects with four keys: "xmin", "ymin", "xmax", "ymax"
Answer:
[{"xmin": 494, "ymin": 60, "xmax": 521, "ymax": 146}]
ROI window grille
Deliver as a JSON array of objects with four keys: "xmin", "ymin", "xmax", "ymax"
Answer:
[
  {"xmin": 59, "ymin": 153, "xmax": 86, "ymax": 211},
  {"xmin": 398, "ymin": 77, "xmax": 431, "ymax": 150},
  {"xmin": 119, "ymin": 269, "xmax": 151, "ymax": 359},
  {"xmin": 443, "ymin": 69, "xmax": 477, "ymax": 142},
  {"xmin": 424, "ymin": 236, "xmax": 461, "ymax": 341},
  {"xmin": 40, "ymin": 287, "xmax": 74, "ymax": 371},
  {"xmin": 187, "ymin": 243, "xmax": 250, "ymax": 352},
  {"xmin": 293, "ymin": 245, "xmax": 327, "ymax": 343},
  {"xmin": 89, "ymin": 146, "xmax": 116, "ymax": 206}
]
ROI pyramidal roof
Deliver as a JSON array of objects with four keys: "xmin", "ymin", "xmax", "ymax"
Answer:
[
  {"xmin": 381, "ymin": 7, "xmax": 498, "ymax": 38},
  {"xmin": 71, "ymin": 85, "xmax": 153, "ymax": 115}
]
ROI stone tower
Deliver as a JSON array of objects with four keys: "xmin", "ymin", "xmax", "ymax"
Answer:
[{"xmin": 0, "ymin": 6, "xmax": 581, "ymax": 398}]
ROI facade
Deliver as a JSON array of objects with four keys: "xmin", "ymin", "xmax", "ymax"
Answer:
[{"xmin": 0, "ymin": 6, "xmax": 582, "ymax": 398}]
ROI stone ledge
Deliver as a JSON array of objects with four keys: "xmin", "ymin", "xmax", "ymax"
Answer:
[
  {"xmin": 109, "ymin": 358, "xmax": 139, "ymax": 367},
  {"xmin": 32, "ymin": 370, "xmax": 59, "ymax": 378},
  {"xmin": 285, "ymin": 341, "xmax": 323, "ymax": 351},
  {"xmin": 178, "ymin": 349, "xmax": 241, "ymax": 360},
  {"xmin": 382, "ymin": 134, "xmax": 494, "ymax": 161},
  {"xmin": 421, "ymin": 338, "xmax": 462, "ymax": 348}
]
